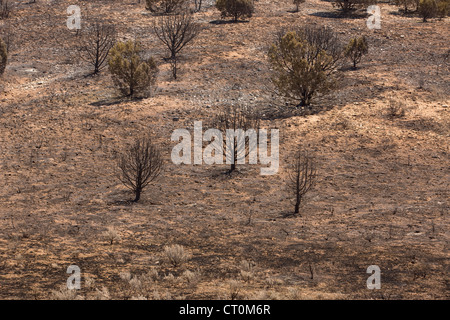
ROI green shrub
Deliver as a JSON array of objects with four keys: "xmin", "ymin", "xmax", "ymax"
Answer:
[
  {"xmin": 108, "ymin": 40, "xmax": 158, "ymax": 97},
  {"xmin": 268, "ymin": 27, "xmax": 342, "ymax": 107},
  {"xmin": 437, "ymin": 0, "xmax": 449, "ymax": 18},
  {"xmin": 344, "ymin": 36, "xmax": 368, "ymax": 69},
  {"xmin": 418, "ymin": 0, "xmax": 438, "ymax": 21},
  {"xmin": 332, "ymin": 0, "xmax": 376, "ymax": 14},
  {"xmin": 145, "ymin": 0, "xmax": 186, "ymax": 14},
  {"xmin": 216, "ymin": 0, "xmax": 254, "ymax": 22},
  {"xmin": 394, "ymin": 0, "xmax": 420, "ymax": 13}
]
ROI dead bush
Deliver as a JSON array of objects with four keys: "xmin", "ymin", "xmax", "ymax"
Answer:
[
  {"xmin": 288, "ymin": 148, "xmax": 317, "ymax": 215},
  {"xmin": 117, "ymin": 136, "xmax": 164, "ymax": 202},
  {"xmin": 79, "ymin": 22, "xmax": 116, "ymax": 75},
  {"xmin": 0, "ymin": 37, "xmax": 6, "ymax": 76},
  {"xmin": 211, "ymin": 105, "xmax": 260, "ymax": 173},
  {"xmin": 153, "ymin": 11, "xmax": 200, "ymax": 79}
]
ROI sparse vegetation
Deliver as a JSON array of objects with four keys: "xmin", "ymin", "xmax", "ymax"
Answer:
[{"xmin": 386, "ymin": 99, "xmax": 406, "ymax": 119}]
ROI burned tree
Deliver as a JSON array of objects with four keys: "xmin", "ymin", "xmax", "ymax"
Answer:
[
  {"xmin": 79, "ymin": 22, "xmax": 116, "ymax": 75},
  {"xmin": 0, "ymin": 37, "xmax": 6, "ymax": 76},
  {"xmin": 153, "ymin": 12, "xmax": 200, "ymax": 79},
  {"xmin": 288, "ymin": 148, "xmax": 317, "ymax": 215},
  {"xmin": 118, "ymin": 136, "xmax": 164, "ymax": 202},
  {"xmin": 211, "ymin": 105, "xmax": 260, "ymax": 174}
]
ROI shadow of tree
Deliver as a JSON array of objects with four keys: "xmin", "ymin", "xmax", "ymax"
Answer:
[
  {"xmin": 209, "ymin": 19, "xmax": 251, "ymax": 25},
  {"xmin": 310, "ymin": 11, "xmax": 368, "ymax": 19}
]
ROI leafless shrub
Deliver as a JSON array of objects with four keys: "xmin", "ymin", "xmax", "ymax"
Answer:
[
  {"xmin": 193, "ymin": 0, "xmax": 203, "ymax": 12},
  {"xmin": 153, "ymin": 11, "xmax": 201, "ymax": 79},
  {"xmin": 0, "ymin": 36, "xmax": 6, "ymax": 76},
  {"xmin": 118, "ymin": 136, "xmax": 164, "ymax": 202},
  {"xmin": 78, "ymin": 21, "xmax": 116, "ymax": 75},
  {"xmin": 211, "ymin": 105, "xmax": 260, "ymax": 173},
  {"xmin": 164, "ymin": 244, "xmax": 191, "ymax": 267},
  {"xmin": 120, "ymin": 271, "xmax": 132, "ymax": 282},
  {"xmin": 130, "ymin": 295, "xmax": 147, "ymax": 300},
  {"xmin": 288, "ymin": 148, "xmax": 317, "ymax": 215},
  {"xmin": 163, "ymin": 272, "xmax": 176, "ymax": 282}
]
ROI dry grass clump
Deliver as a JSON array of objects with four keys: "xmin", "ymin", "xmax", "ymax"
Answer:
[{"xmin": 163, "ymin": 244, "xmax": 191, "ymax": 267}]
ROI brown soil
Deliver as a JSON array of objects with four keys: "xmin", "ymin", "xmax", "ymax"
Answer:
[{"xmin": 0, "ymin": 0, "xmax": 448, "ymax": 299}]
